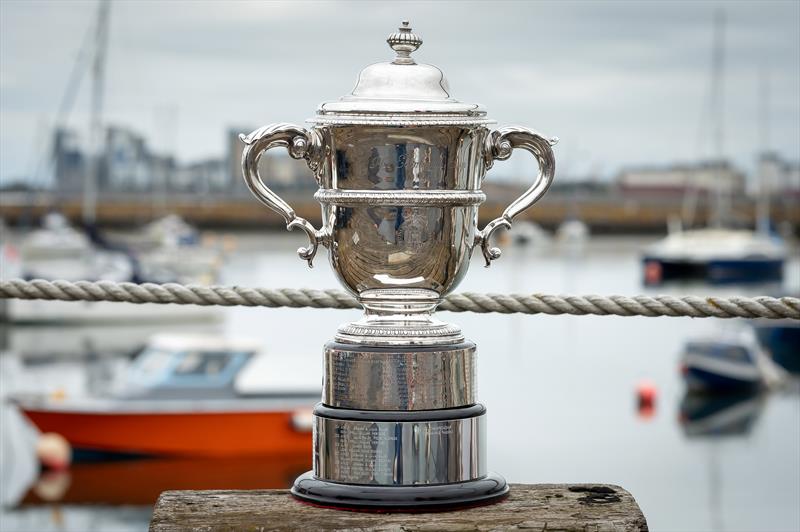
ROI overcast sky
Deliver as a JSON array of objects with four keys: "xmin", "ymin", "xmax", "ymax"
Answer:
[{"xmin": 1, "ymin": 0, "xmax": 798, "ymax": 186}]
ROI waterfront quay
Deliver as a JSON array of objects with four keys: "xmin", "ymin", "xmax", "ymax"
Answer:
[{"xmin": 2, "ymin": 188, "xmax": 797, "ymax": 233}]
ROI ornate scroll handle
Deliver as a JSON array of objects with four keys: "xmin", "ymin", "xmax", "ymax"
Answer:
[
  {"xmin": 240, "ymin": 123, "xmax": 326, "ymax": 267},
  {"xmin": 477, "ymin": 126, "xmax": 558, "ymax": 267}
]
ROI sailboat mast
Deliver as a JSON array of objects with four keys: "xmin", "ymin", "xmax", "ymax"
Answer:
[
  {"xmin": 710, "ymin": 10, "xmax": 727, "ymax": 228},
  {"xmin": 82, "ymin": 0, "xmax": 110, "ymax": 225},
  {"xmin": 756, "ymin": 66, "xmax": 771, "ymax": 234}
]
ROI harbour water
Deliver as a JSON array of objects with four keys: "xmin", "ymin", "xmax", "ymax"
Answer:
[{"xmin": 1, "ymin": 232, "xmax": 798, "ymax": 531}]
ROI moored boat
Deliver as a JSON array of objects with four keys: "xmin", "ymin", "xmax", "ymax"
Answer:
[
  {"xmin": 680, "ymin": 327, "xmax": 786, "ymax": 392},
  {"xmin": 556, "ymin": 218, "xmax": 589, "ymax": 249},
  {"xmin": 9, "ymin": 335, "xmax": 319, "ymax": 457},
  {"xmin": 511, "ymin": 221, "xmax": 551, "ymax": 247},
  {"xmin": 1, "ymin": 214, "xmax": 223, "ymax": 323},
  {"xmin": 643, "ymin": 228, "xmax": 785, "ymax": 286}
]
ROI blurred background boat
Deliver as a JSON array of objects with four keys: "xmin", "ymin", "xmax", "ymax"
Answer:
[
  {"xmin": 556, "ymin": 218, "xmax": 590, "ymax": 251},
  {"xmin": 9, "ymin": 334, "xmax": 318, "ymax": 457},
  {"xmin": 14, "ymin": 212, "xmax": 135, "ymax": 282},
  {"xmin": 643, "ymin": 227, "xmax": 786, "ymax": 285},
  {"xmin": 641, "ymin": 14, "xmax": 788, "ymax": 287},
  {"xmin": 510, "ymin": 220, "xmax": 551, "ymax": 247},
  {"xmin": 680, "ymin": 325, "xmax": 787, "ymax": 392},
  {"xmin": 0, "ymin": 213, "xmax": 224, "ymax": 324}
]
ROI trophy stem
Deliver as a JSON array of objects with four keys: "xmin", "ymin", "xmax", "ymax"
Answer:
[{"xmin": 335, "ymin": 288, "xmax": 464, "ymax": 346}]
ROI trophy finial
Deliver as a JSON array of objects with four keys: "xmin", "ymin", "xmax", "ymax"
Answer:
[{"xmin": 387, "ymin": 20, "xmax": 422, "ymax": 65}]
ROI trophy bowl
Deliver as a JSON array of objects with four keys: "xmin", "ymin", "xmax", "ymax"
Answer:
[{"xmin": 239, "ymin": 21, "xmax": 557, "ymax": 510}]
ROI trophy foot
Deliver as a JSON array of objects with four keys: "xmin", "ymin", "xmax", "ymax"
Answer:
[{"xmin": 291, "ymin": 471, "xmax": 509, "ymax": 512}]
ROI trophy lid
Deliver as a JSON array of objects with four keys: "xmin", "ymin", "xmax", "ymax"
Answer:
[{"xmin": 311, "ymin": 21, "xmax": 493, "ymax": 125}]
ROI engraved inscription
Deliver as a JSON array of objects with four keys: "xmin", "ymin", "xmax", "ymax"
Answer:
[
  {"xmin": 324, "ymin": 346, "xmax": 477, "ymax": 410},
  {"xmin": 315, "ymin": 416, "xmax": 488, "ymax": 485}
]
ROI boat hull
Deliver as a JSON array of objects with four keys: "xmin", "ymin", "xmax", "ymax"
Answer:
[
  {"xmin": 20, "ymin": 408, "xmax": 312, "ymax": 457},
  {"xmin": 684, "ymin": 366, "xmax": 761, "ymax": 392},
  {"xmin": 643, "ymin": 257, "xmax": 784, "ymax": 285}
]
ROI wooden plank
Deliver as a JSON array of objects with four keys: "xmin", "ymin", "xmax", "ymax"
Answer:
[{"xmin": 149, "ymin": 484, "xmax": 648, "ymax": 532}]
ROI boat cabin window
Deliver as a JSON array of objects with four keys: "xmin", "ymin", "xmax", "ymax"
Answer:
[
  {"xmin": 723, "ymin": 346, "xmax": 753, "ymax": 363},
  {"xmin": 174, "ymin": 351, "xmax": 233, "ymax": 377},
  {"xmin": 127, "ymin": 346, "xmax": 254, "ymax": 389}
]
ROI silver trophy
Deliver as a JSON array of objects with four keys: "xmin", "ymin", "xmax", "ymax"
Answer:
[{"xmin": 241, "ymin": 22, "xmax": 556, "ymax": 510}]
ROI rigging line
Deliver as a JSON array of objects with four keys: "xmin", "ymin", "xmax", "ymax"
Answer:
[{"xmin": 30, "ymin": 15, "xmax": 96, "ymax": 186}]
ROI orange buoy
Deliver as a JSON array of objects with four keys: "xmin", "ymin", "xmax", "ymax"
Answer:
[{"xmin": 636, "ymin": 380, "xmax": 658, "ymax": 420}]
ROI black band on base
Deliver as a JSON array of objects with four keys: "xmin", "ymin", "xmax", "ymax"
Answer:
[
  {"xmin": 291, "ymin": 471, "xmax": 509, "ymax": 512},
  {"xmin": 313, "ymin": 402, "xmax": 485, "ymax": 422}
]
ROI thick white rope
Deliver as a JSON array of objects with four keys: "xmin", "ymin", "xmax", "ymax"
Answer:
[{"xmin": 1, "ymin": 279, "xmax": 798, "ymax": 320}]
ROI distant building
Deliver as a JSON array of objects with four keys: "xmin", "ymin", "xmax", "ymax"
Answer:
[
  {"xmin": 225, "ymin": 127, "xmax": 315, "ymax": 196},
  {"xmin": 226, "ymin": 128, "xmax": 248, "ymax": 191},
  {"xmin": 616, "ymin": 161, "xmax": 746, "ymax": 199},
  {"xmin": 105, "ymin": 126, "xmax": 149, "ymax": 191},
  {"xmin": 758, "ymin": 152, "xmax": 800, "ymax": 199},
  {"xmin": 53, "ymin": 128, "xmax": 85, "ymax": 194},
  {"xmin": 174, "ymin": 159, "xmax": 227, "ymax": 193},
  {"xmin": 148, "ymin": 153, "xmax": 176, "ymax": 194},
  {"xmin": 547, "ymin": 178, "xmax": 612, "ymax": 199}
]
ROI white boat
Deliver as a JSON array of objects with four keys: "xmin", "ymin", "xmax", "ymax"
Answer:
[
  {"xmin": 556, "ymin": 218, "xmax": 589, "ymax": 251},
  {"xmin": 510, "ymin": 221, "xmax": 551, "ymax": 247},
  {"xmin": 131, "ymin": 214, "xmax": 201, "ymax": 250},
  {"xmin": 1, "ymin": 215, "xmax": 222, "ymax": 324},
  {"xmin": 112, "ymin": 215, "xmax": 225, "ymax": 285},
  {"xmin": 643, "ymin": 227, "xmax": 785, "ymax": 285},
  {"xmin": 18, "ymin": 213, "xmax": 90, "ymax": 261}
]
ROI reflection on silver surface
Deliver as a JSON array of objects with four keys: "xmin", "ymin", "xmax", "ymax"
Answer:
[
  {"xmin": 314, "ymin": 412, "xmax": 486, "ymax": 485},
  {"xmin": 324, "ymin": 343, "xmax": 476, "ymax": 410}
]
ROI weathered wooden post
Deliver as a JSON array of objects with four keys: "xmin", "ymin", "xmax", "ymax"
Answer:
[{"xmin": 150, "ymin": 485, "xmax": 648, "ymax": 531}]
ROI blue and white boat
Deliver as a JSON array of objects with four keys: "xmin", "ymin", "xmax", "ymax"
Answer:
[
  {"xmin": 681, "ymin": 327, "xmax": 786, "ymax": 392},
  {"xmin": 643, "ymin": 227, "xmax": 785, "ymax": 286}
]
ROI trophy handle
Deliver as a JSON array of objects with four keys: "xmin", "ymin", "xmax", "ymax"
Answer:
[
  {"xmin": 240, "ymin": 123, "xmax": 326, "ymax": 267},
  {"xmin": 477, "ymin": 126, "xmax": 558, "ymax": 267}
]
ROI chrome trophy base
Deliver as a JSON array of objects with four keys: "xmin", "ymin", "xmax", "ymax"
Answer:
[
  {"xmin": 292, "ymin": 339, "xmax": 507, "ymax": 511},
  {"xmin": 291, "ymin": 471, "xmax": 509, "ymax": 511},
  {"xmin": 292, "ymin": 403, "xmax": 508, "ymax": 511}
]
